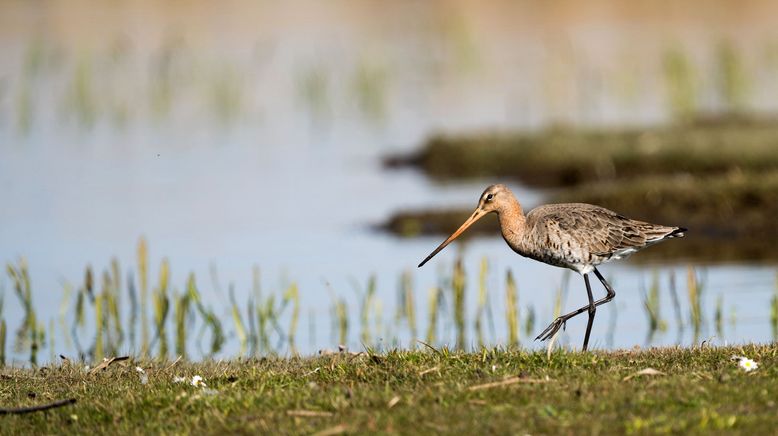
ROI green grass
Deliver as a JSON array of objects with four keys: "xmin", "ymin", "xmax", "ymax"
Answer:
[{"xmin": 1, "ymin": 345, "xmax": 776, "ymax": 434}]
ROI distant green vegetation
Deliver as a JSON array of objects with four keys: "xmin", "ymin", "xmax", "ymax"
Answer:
[
  {"xmin": 2, "ymin": 345, "xmax": 777, "ymax": 434},
  {"xmin": 389, "ymin": 117, "xmax": 778, "ymax": 187}
]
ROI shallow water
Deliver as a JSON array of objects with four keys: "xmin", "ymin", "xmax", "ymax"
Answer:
[{"xmin": 1, "ymin": 1, "xmax": 777, "ymax": 363}]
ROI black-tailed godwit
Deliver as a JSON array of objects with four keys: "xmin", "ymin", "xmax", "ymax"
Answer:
[{"xmin": 418, "ymin": 184, "xmax": 686, "ymax": 351}]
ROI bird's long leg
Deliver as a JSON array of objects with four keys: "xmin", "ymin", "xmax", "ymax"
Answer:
[
  {"xmin": 535, "ymin": 267, "xmax": 617, "ymax": 344},
  {"xmin": 581, "ymin": 274, "xmax": 595, "ymax": 351},
  {"xmin": 592, "ymin": 268, "xmax": 616, "ymax": 299}
]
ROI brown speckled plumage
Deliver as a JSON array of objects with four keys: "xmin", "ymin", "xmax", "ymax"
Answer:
[
  {"xmin": 504, "ymin": 201, "xmax": 684, "ymax": 274},
  {"xmin": 418, "ymin": 183, "xmax": 686, "ymax": 350}
]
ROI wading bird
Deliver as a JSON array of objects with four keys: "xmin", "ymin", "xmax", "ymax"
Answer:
[{"xmin": 418, "ymin": 184, "xmax": 686, "ymax": 351}]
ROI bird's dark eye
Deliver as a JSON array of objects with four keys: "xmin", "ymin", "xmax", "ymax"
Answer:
[{"xmin": 486, "ymin": 194, "xmax": 494, "ymax": 201}]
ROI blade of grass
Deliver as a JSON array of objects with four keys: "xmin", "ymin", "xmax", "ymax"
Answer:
[
  {"xmin": 505, "ymin": 270, "xmax": 519, "ymax": 346},
  {"xmin": 138, "ymin": 237, "xmax": 149, "ymax": 357}
]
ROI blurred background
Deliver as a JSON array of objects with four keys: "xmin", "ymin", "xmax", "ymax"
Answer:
[{"xmin": 1, "ymin": 0, "xmax": 777, "ymax": 365}]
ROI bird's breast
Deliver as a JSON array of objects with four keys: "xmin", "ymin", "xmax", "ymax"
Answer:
[{"xmin": 503, "ymin": 230, "xmax": 594, "ymax": 273}]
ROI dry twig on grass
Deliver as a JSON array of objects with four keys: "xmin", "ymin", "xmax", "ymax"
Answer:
[
  {"xmin": 89, "ymin": 356, "xmax": 130, "ymax": 374},
  {"xmin": 286, "ymin": 410, "xmax": 333, "ymax": 418},
  {"xmin": 468, "ymin": 376, "xmax": 550, "ymax": 391},
  {"xmin": 0, "ymin": 398, "xmax": 77, "ymax": 415}
]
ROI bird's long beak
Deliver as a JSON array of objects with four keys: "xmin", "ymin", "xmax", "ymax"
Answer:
[{"xmin": 418, "ymin": 208, "xmax": 487, "ymax": 267}]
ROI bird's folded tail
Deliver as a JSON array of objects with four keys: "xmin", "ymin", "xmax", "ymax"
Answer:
[
  {"xmin": 667, "ymin": 227, "xmax": 687, "ymax": 238},
  {"xmin": 642, "ymin": 225, "xmax": 687, "ymax": 245}
]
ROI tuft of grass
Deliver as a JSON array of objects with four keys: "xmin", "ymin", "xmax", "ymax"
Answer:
[
  {"xmin": 357, "ymin": 277, "xmax": 376, "ymax": 347},
  {"xmin": 642, "ymin": 270, "xmax": 667, "ymax": 343},
  {"xmin": 94, "ymin": 284, "xmax": 104, "ymax": 360},
  {"xmin": 687, "ymin": 267, "xmax": 704, "ymax": 343},
  {"xmin": 0, "ymin": 291, "xmax": 5, "ymax": 366},
  {"xmin": 770, "ymin": 273, "xmax": 778, "ymax": 341},
  {"xmin": 669, "ymin": 271, "xmax": 685, "ymax": 338},
  {"xmin": 716, "ymin": 40, "xmax": 749, "ymax": 112},
  {"xmin": 229, "ymin": 285, "xmax": 248, "ymax": 356},
  {"xmin": 1, "ymin": 345, "xmax": 777, "ymax": 434},
  {"xmin": 524, "ymin": 306, "xmax": 535, "ymax": 339},
  {"xmin": 174, "ymin": 284, "xmax": 192, "ymax": 359},
  {"xmin": 187, "ymin": 274, "xmax": 225, "ymax": 357},
  {"xmin": 297, "ymin": 64, "xmax": 330, "ymax": 122},
  {"xmin": 451, "ymin": 259, "xmax": 467, "ymax": 349},
  {"xmin": 138, "ymin": 238, "xmax": 149, "ymax": 357},
  {"xmin": 329, "ymin": 284, "xmax": 349, "ymax": 349},
  {"xmin": 662, "ymin": 45, "xmax": 697, "ymax": 120},
  {"xmin": 15, "ymin": 78, "xmax": 33, "ymax": 134},
  {"xmin": 153, "ymin": 259, "xmax": 171, "ymax": 359},
  {"xmin": 395, "ymin": 271, "xmax": 417, "ymax": 347},
  {"xmin": 474, "ymin": 258, "xmax": 490, "ymax": 346},
  {"xmin": 352, "ymin": 57, "xmax": 389, "ymax": 123},
  {"xmin": 206, "ymin": 65, "xmax": 243, "ymax": 125},
  {"xmin": 425, "ymin": 286, "xmax": 442, "ymax": 344},
  {"xmin": 715, "ymin": 295, "xmax": 724, "ymax": 338},
  {"xmin": 64, "ymin": 55, "xmax": 98, "ymax": 128},
  {"xmin": 283, "ymin": 283, "xmax": 300, "ymax": 352},
  {"xmin": 7, "ymin": 259, "xmax": 43, "ymax": 365},
  {"xmin": 504, "ymin": 270, "xmax": 519, "ymax": 346},
  {"xmin": 107, "ymin": 261, "xmax": 123, "ymax": 351}
]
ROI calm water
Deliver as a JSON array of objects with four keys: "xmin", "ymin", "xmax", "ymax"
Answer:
[{"xmin": 1, "ymin": 1, "xmax": 777, "ymax": 363}]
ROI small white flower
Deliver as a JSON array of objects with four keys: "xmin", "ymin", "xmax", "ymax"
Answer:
[
  {"xmin": 191, "ymin": 375, "xmax": 206, "ymax": 387},
  {"xmin": 738, "ymin": 357, "xmax": 758, "ymax": 372},
  {"xmin": 135, "ymin": 366, "xmax": 145, "ymax": 374},
  {"xmin": 173, "ymin": 376, "xmax": 186, "ymax": 383}
]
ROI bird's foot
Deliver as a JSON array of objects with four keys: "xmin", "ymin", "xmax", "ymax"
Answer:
[{"xmin": 535, "ymin": 317, "xmax": 567, "ymax": 342}]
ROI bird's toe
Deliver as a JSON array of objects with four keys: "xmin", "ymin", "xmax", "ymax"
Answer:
[{"xmin": 536, "ymin": 317, "xmax": 566, "ymax": 341}]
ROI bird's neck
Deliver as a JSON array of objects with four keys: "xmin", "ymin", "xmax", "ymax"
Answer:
[{"xmin": 497, "ymin": 197, "xmax": 527, "ymax": 251}]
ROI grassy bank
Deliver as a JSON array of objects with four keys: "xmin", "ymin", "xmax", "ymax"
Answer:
[
  {"xmin": 1, "ymin": 345, "xmax": 776, "ymax": 434},
  {"xmin": 388, "ymin": 117, "xmax": 778, "ymax": 187}
]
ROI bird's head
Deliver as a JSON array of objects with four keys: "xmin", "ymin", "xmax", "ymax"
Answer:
[
  {"xmin": 418, "ymin": 184, "xmax": 514, "ymax": 267},
  {"xmin": 475, "ymin": 183, "xmax": 513, "ymax": 215}
]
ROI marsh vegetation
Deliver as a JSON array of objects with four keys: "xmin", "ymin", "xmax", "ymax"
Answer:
[{"xmin": 2, "ymin": 239, "xmax": 776, "ymax": 367}]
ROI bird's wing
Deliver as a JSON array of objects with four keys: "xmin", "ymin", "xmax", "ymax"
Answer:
[{"xmin": 529, "ymin": 203, "xmax": 655, "ymax": 257}]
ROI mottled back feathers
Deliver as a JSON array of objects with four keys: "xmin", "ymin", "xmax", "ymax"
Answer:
[
  {"xmin": 420, "ymin": 184, "xmax": 686, "ymax": 275},
  {"xmin": 515, "ymin": 203, "xmax": 686, "ymax": 273}
]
